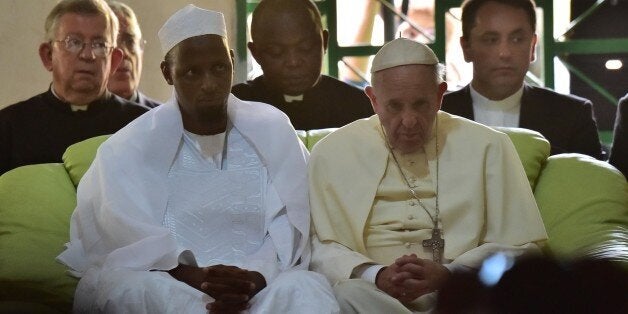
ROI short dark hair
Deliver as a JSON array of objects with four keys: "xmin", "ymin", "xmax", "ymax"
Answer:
[
  {"xmin": 461, "ymin": 0, "xmax": 536, "ymax": 39},
  {"xmin": 250, "ymin": 0, "xmax": 323, "ymax": 42}
]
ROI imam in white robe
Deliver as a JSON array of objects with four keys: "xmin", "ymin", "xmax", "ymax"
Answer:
[{"xmin": 58, "ymin": 93, "xmax": 338, "ymax": 313}]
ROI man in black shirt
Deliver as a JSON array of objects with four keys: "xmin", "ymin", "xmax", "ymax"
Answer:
[
  {"xmin": 232, "ymin": 0, "xmax": 373, "ymax": 130},
  {"xmin": 0, "ymin": 0, "xmax": 147, "ymax": 175},
  {"xmin": 107, "ymin": 1, "xmax": 161, "ymax": 109}
]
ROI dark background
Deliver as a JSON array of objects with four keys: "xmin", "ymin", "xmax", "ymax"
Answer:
[{"xmin": 567, "ymin": 0, "xmax": 628, "ymax": 131}]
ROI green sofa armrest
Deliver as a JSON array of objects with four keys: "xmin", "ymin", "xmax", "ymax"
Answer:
[
  {"xmin": 534, "ymin": 153, "xmax": 628, "ymax": 264},
  {"xmin": 306, "ymin": 128, "xmax": 337, "ymax": 151},
  {"xmin": 62, "ymin": 134, "xmax": 110, "ymax": 187},
  {"xmin": 493, "ymin": 127, "xmax": 550, "ymax": 190},
  {"xmin": 0, "ymin": 164, "xmax": 78, "ymax": 313},
  {"xmin": 297, "ymin": 130, "xmax": 307, "ymax": 148}
]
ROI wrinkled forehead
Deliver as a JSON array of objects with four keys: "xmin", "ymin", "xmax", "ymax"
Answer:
[
  {"xmin": 371, "ymin": 64, "xmax": 439, "ymax": 94},
  {"xmin": 56, "ymin": 12, "xmax": 110, "ymax": 38}
]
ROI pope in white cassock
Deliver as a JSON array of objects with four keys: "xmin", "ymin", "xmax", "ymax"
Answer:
[
  {"xmin": 57, "ymin": 5, "xmax": 338, "ymax": 314},
  {"xmin": 308, "ymin": 38, "xmax": 548, "ymax": 313}
]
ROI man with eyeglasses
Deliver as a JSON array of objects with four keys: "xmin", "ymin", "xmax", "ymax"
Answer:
[
  {"xmin": 0, "ymin": 0, "xmax": 147, "ymax": 175},
  {"xmin": 107, "ymin": 1, "xmax": 161, "ymax": 109}
]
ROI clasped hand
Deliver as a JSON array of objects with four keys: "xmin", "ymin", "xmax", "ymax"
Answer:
[
  {"xmin": 168, "ymin": 264, "xmax": 266, "ymax": 313},
  {"xmin": 375, "ymin": 254, "xmax": 450, "ymax": 304},
  {"xmin": 201, "ymin": 265, "xmax": 266, "ymax": 313}
]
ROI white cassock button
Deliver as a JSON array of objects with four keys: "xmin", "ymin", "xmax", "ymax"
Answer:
[
  {"xmin": 405, "ymin": 242, "xmax": 411, "ymax": 248},
  {"xmin": 408, "ymin": 200, "xmax": 416, "ymax": 206},
  {"xmin": 408, "ymin": 215, "xmax": 414, "ymax": 220}
]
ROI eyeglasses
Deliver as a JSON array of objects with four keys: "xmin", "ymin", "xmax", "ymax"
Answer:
[
  {"xmin": 117, "ymin": 33, "xmax": 146, "ymax": 54},
  {"xmin": 53, "ymin": 36, "xmax": 113, "ymax": 58}
]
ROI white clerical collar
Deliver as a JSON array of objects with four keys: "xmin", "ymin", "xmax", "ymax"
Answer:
[
  {"xmin": 470, "ymin": 85, "xmax": 523, "ymax": 111},
  {"xmin": 470, "ymin": 85, "xmax": 522, "ymax": 127},
  {"xmin": 51, "ymin": 85, "xmax": 89, "ymax": 111},
  {"xmin": 283, "ymin": 94, "xmax": 304, "ymax": 103},
  {"xmin": 183, "ymin": 128, "xmax": 227, "ymax": 169},
  {"xmin": 131, "ymin": 90, "xmax": 140, "ymax": 103}
]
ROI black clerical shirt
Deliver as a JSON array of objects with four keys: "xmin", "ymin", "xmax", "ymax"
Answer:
[
  {"xmin": 0, "ymin": 88, "xmax": 148, "ymax": 174},
  {"xmin": 232, "ymin": 75, "xmax": 373, "ymax": 130}
]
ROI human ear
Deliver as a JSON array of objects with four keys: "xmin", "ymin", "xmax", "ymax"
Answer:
[
  {"xmin": 322, "ymin": 29, "xmax": 329, "ymax": 52},
  {"xmin": 160, "ymin": 60, "xmax": 173, "ymax": 85},
  {"xmin": 39, "ymin": 42, "xmax": 53, "ymax": 72},
  {"xmin": 436, "ymin": 82, "xmax": 448, "ymax": 110},
  {"xmin": 230, "ymin": 49, "xmax": 235, "ymax": 68},
  {"xmin": 460, "ymin": 36, "xmax": 472, "ymax": 63},
  {"xmin": 530, "ymin": 34, "xmax": 538, "ymax": 62},
  {"xmin": 110, "ymin": 47, "xmax": 123, "ymax": 73},
  {"xmin": 247, "ymin": 41, "xmax": 261, "ymax": 64},
  {"xmin": 365, "ymin": 85, "xmax": 378, "ymax": 113}
]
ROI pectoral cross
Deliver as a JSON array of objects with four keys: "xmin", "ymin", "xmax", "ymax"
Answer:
[{"xmin": 422, "ymin": 228, "xmax": 445, "ymax": 263}]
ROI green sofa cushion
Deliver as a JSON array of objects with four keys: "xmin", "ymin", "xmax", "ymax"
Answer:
[
  {"xmin": 0, "ymin": 164, "xmax": 78, "ymax": 313},
  {"xmin": 296, "ymin": 130, "xmax": 307, "ymax": 148},
  {"xmin": 494, "ymin": 127, "xmax": 550, "ymax": 190},
  {"xmin": 306, "ymin": 128, "xmax": 337, "ymax": 151},
  {"xmin": 534, "ymin": 154, "xmax": 628, "ymax": 263},
  {"xmin": 62, "ymin": 135, "xmax": 110, "ymax": 187}
]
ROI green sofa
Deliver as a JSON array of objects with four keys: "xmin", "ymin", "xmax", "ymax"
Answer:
[{"xmin": 1, "ymin": 127, "xmax": 627, "ymax": 313}]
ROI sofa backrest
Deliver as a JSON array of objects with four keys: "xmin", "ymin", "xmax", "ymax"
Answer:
[
  {"xmin": 534, "ymin": 153, "xmax": 628, "ymax": 263},
  {"xmin": 61, "ymin": 127, "xmax": 553, "ymax": 189}
]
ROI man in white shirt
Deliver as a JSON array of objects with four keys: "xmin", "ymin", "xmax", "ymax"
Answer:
[
  {"xmin": 58, "ymin": 5, "xmax": 337, "ymax": 313},
  {"xmin": 442, "ymin": 0, "xmax": 604, "ymax": 159}
]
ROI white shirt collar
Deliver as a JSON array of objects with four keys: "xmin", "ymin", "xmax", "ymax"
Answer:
[
  {"xmin": 51, "ymin": 85, "xmax": 89, "ymax": 111},
  {"xmin": 283, "ymin": 94, "xmax": 304, "ymax": 103},
  {"xmin": 470, "ymin": 85, "xmax": 523, "ymax": 111},
  {"xmin": 183, "ymin": 129, "xmax": 227, "ymax": 169},
  {"xmin": 470, "ymin": 85, "xmax": 523, "ymax": 127}
]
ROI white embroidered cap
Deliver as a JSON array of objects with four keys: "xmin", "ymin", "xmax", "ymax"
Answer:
[
  {"xmin": 158, "ymin": 4, "xmax": 227, "ymax": 57},
  {"xmin": 371, "ymin": 38, "xmax": 439, "ymax": 73}
]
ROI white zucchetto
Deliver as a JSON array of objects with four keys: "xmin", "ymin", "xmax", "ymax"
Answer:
[
  {"xmin": 371, "ymin": 38, "xmax": 439, "ymax": 73},
  {"xmin": 158, "ymin": 4, "xmax": 227, "ymax": 57}
]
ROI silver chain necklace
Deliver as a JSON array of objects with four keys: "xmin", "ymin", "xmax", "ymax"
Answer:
[{"xmin": 381, "ymin": 121, "xmax": 445, "ymax": 263}]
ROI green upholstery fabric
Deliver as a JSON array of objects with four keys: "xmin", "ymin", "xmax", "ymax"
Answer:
[
  {"xmin": 62, "ymin": 135, "xmax": 110, "ymax": 187},
  {"xmin": 305, "ymin": 128, "xmax": 337, "ymax": 151},
  {"xmin": 296, "ymin": 130, "xmax": 307, "ymax": 148},
  {"xmin": 534, "ymin": 154, "xmax": 628, "ymax": 263},
  {"xmin": 0, "ymin": 164, "xmax": 78, "ymax": 313},
  {"xmin": 494, "ymin": 127, "xmax": 550, "ymax": 190}
]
